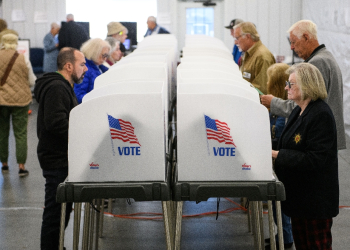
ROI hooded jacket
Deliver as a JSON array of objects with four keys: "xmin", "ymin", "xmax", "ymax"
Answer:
[{"xmin": 34, "ymin": 72, "xmax": 78, "ymax": 170}]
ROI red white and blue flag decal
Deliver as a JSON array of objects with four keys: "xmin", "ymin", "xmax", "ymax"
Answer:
[
  {"xmin": 205, "ymin": 115, "xmax": 236, "ymax": 147},
  {"xmin": 108, "ymin": 115, "xmax": 141, "ymax": 146}
]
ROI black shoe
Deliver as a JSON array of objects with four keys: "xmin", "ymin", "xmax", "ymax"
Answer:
[
  {"xmin": 265, "ymin": 242, "xmax": 294, "ymax": 250},
  {"xmin": 19, "ymin": 169, "xmax": 29, "ymax": 177},
  {"xmin": 1, "ymin": 165, "xmax": 9, "ymax": 173}
]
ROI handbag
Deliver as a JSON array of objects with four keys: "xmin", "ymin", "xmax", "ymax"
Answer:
[{"xmin": 1, "ymin": 51, "xmax": 19, "ymax": 86}]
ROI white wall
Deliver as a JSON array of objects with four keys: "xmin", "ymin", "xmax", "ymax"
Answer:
[
  {"xmin": 1, "ymin": 0, "xmax": 66, "ymax": 48},
  {"xmin": 302, "ymin": 0, "xmax": 350, "ymax": 137},
  {"xmin": 2, "ymin": 0, "xmax": 302, "ymax": 54},
  {"xmin": 157, "ymin": 0, "xmax": 302, "ymax": 63}
]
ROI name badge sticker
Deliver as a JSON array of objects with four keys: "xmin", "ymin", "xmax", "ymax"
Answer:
[{"xmin": 243, "ymin": 72, "xmax": 251, "ymax": 79}]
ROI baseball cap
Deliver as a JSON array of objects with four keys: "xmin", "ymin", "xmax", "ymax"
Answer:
[{"xmin": 225, "ymin": 19, "xmax": 244, "ymax": 29}]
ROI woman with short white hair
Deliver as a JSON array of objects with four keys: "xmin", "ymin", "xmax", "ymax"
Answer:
[
  {"xmin": 73, "ymin": 38, "xmax": 110, "ymax": 103},
  {"xmin": 272, "ymin": 63, "xmax": 338, "ymax": 250}
]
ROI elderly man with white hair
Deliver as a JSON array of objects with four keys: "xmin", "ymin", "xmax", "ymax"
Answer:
[
  {"xmin": 144, "ymin": 16, "xmax": 170, "ymax": 37},
  {"xmin": 260, "ymin": 20, "xmax": 346, "ymax": 150},
  {"xmin": 43, "ymin": 22, "xmax": 60, "ymax": 72}
]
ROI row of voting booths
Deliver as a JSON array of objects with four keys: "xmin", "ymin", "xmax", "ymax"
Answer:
[{"xmin": 57, "ymin": 34, "xmax": 286, "ymax": 250}]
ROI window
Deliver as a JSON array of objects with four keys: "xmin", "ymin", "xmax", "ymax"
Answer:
[{"xmin": 186, "ymin": 8, "xmax": 214, "ymax": 36}]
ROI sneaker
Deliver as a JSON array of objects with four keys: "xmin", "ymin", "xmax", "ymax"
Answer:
[
  {"xmin": 1, "ymin": 165, "xmax": 9, "ymax": 173},
  {"xmin": 19, "ymin": 169, "xmax": 29, "ymax": 177}
]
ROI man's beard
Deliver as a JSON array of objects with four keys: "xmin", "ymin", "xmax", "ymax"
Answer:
[{"xmin": 72, "ymin": 69, "xmax": 85, "ymax": 84}]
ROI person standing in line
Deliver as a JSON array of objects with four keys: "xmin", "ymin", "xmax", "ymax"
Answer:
[
  {"xmin": 273, "ymin": 63, "xmax": 339, "ymax": 250},
  {"xmin": 0, "ymin": 34, "xmax": 36, "ymax": 176},
  {"xmin": 233, "ymin": 22, "xmax": 276, "ymax": 95},
  {"xmin": 58, "ymin": 14, "xmax": 89, "ymax": 50},
  {"xmin": 43, "ymin": 22, "xmax": 60, "ymax": 73},
  {"xmin": 144, "ymin": 16, "xmax": 170, "ymax": 37},
  {"xmin": 260, "ymin": 20, "xmax": 346, "ymax": 150},
  {"xmin": 34, "ymin": 47, "xmax": 88, "ymax": 250},
  {"xmin": 224, "ymin": 18, "xmax": 244, "ymax": 65}
]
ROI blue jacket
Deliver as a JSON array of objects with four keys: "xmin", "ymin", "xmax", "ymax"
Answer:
[
  {"xmin": 73, "ymin": 58, "xmax": 108, "ymax": 103},
  {"xmin": 43, "ymin": 32, "xmax": 59, "ymax": 72},
  {"xmin": 144, "ymin": 25, "xmax": 170, "ymax": 37},
  {"xmin": 232, "ymin": 45, "xmax": 242, "ymax": 65}
]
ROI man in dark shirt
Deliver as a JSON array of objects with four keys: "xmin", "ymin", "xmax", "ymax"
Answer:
[
  {"xmin": 35, "ymin": 47, "xmax": 88, "ymax": 250},
  {"xmin": 58, "ymin": 14, "xmax": 89, "ymax": 50}
]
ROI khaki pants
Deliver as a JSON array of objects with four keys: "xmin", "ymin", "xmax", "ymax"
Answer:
[{"xmin": 0, "ymin": 105, "xmax": 29, "ymax": 164}]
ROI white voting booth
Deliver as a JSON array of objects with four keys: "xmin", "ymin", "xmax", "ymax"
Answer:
[
  {"xmin": 177, "ymin": 35, "xmax": 273, "ymax": 181},
  {"xmin": 67, "ymin": 35, "xmax": 178, "ymax": 183}
]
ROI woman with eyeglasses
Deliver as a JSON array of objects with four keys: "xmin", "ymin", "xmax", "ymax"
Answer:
[
  {"xmin": 272, "ymin": 63, "xmax": 339, "ymax": 250},
  {"xmin": 73, "ymin": 38, "xmax": 110, "ymax": 103}
]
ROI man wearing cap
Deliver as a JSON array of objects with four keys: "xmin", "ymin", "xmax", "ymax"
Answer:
[
  {"xmin": 107, "ymin": 22, "xmax": 128, "ymax": 55},
  {"xmin": 144, "ymin": 16, "xmax": 170, "ymax": 37},
  {"xmin": 58, "ymin": 14, "xmax": 89, "ymax": 50},
  {"xmin": 234, "ymin": 22, "xmax": 275, "ymax": 95},
  {"xmin": 225, "ymin": 18, "xmax": 244, "ymax": 65}
]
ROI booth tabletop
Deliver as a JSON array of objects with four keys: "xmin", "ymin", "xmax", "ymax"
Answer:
[
  {"xmin": 56, "ymin": 181, "xmax": 172, "ymax": 203},
  {"xmin": 172, "ymin": 180, "xmax": 285, "ymax": 202}
]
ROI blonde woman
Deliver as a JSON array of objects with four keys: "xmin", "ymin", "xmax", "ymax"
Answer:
[
  {"xmin": 73, "ymin": 38, "xmax": 110, "ymax": 103},
  {"xmin": 0, "ymin": 34, "xmax": 36, "ymax": 176},
  {"xmin": 273, "ymin": 63, "xmax": 338, "ymax": 250}
]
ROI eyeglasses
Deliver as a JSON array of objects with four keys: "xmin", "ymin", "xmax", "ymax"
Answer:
[
  {"xmin": 285, "ymin": 81, "xmax": 296, "ymax": 88},
  {"xmin": 233, "ymin": 34, "xmax": 246, "ymax": 41},
  {"xmin": 102, "ymin": 53, "xmax": 109, "ymax": 59}
]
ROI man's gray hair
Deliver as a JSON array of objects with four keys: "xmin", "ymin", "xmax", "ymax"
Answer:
[
  {"xmin": 288, "ymin": 20, "xmax": 318, "ymax": 40},
  {"xmin": 147, "ymin": 16, "xmax": 156, "ymax": 23},
  {"xmin": 51, "ymin": 22, "xmax": 60, "ymax": 29},
  {"xmin": 234, "ymin": 22, "xmax": 260, "ymax": 42},
  {"xmin": 66, "ymin": 14, "xmax": 74, "ymax": 21}
]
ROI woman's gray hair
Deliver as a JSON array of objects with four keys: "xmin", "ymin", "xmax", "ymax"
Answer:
[
  {"xmin": 287, "ymin": 63, "xmax": 327, "ymax": 101},
  {"xmin": 105, "ymin": 37, "xmax": 120, "ymax": 55},
  {"xmin": 80, "ymin": 38, "xmax": 111, "ymax": 62},
  {"xmin": 288, "ymin": 20, "xmax": 318, "ymax": 40}
]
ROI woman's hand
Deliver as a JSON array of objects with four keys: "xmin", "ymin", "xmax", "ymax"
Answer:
[{"xmin": 272, "ymin": 150, "xmax": 279, "ymax": 159}]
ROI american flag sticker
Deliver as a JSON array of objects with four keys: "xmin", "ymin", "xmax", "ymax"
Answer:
[
  {"xmin": 107, "ymin": 115, "xmax": 141, "ymax": 146},
  {"xmin": 204, "ymin": 115, "xmax": 236, "ymax": 147}
]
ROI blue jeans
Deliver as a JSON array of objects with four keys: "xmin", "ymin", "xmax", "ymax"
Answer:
[
  {"xmin": 272, "ymin": 201, "xmax": 294, "ymax": 244},
  {"xmin": 41, "ymin": 168, "xmax": 72, "ymax": 250}
]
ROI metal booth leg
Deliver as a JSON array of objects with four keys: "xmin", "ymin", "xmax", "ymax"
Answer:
[
  {"xmin": 108, "ymin": 198, "xmax": 113, "ymax": 213},
  {"xmin": 247, "ymin": 198, "xmax": 252, "ymax": 232},
  {"xmin": 250, "ymin": 201, "xmax": 257, "ymax": 249},
  {"xmin": 267, "ymin": 200, "xmax": 277, "ymax": 250},
  {"xmin": 258, "ymin": 201, "xmax": 265, "ymax": 249},
  {"xmin": 276, "ymin": 201, "xmax": 285, "ymax": 250},
  {"xmin": 94, "ymin": 199, "xmax": 101, "ymax": 250},
  {"xmin": 99, "ymin": 199, "xmax": 104, "ymax": 238},
  {"xmin": 82, "ymin": 202, "xmax": 91, "ymax": 250},
  {"xmin": 162, "ymin": 201, "xmax": 173, "ymax": 250},
  {"xmin": 252, "ymin": 201, "xmax": 263, "ymax": 250},
  {"xmin": 59, "ymin": 202, "xmax": 66, "ymax": 250},
  {"xmin": 174, "ymin": 201, "xmax": 184, "ymax": 250},
  {"xmin": 73, "ymin": 202, "xmax": 82, "ymax": 250},
  {"xmin": 89, "ymin": 200, "xmax": 95, "ymax": 250}
]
